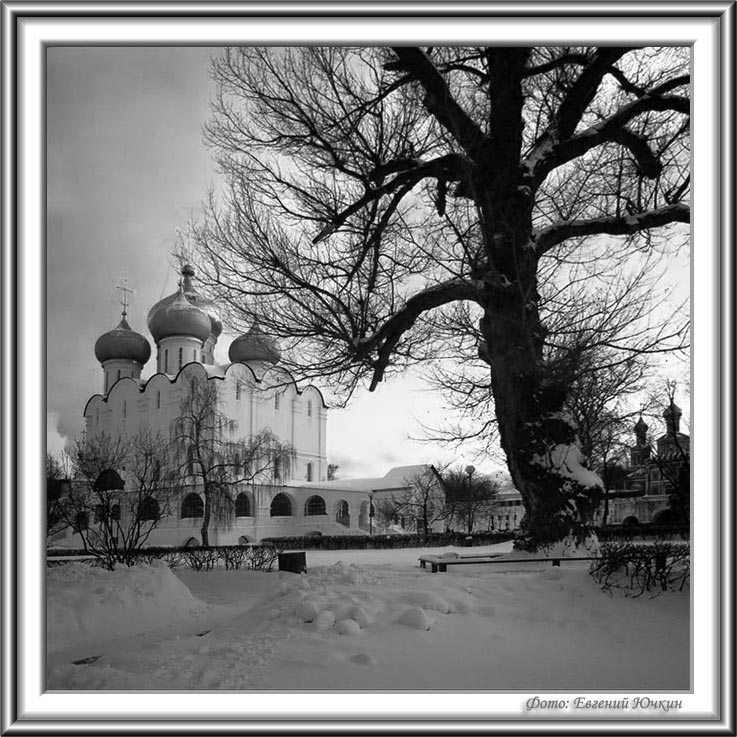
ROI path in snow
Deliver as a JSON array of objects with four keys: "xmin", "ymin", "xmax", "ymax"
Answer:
[{"xmin": 46, "ymin": 544, "xmax": 689, "ymax": 691}]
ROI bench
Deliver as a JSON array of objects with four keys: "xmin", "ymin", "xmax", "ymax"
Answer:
[{"xmin": 419, "ymin": 554, "xmax": 598, "ymax": 572}]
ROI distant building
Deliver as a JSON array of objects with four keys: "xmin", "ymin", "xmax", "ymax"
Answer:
[
  {"xmin": 594, "ymin": 401, "xmax": 690, "ymax": 526},
  {"xmin": 480, "ymin": 402, "xmax": 691, "ymax": 532},
  {"xmin": 50, "ymin": 265, "xmax": 436, "ymax": 547},
  {"xmin": 489, "ymin": 477, "xmax": 524, "ymax": 531}
]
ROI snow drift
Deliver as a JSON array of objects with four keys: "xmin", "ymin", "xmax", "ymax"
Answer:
[{"xmin": 47, "ymin": 562, "xmax": 209, "ymax": 654}]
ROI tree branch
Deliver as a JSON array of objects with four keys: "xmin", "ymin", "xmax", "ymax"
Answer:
[
  {"xmin": 354, "ymin": 278, "xmax": 483, "ymax": 390},
  {"xmin": 530, "ymin": 74, "xmax": 690, "ymax": 183},
  {"xmin": 389, "ymin": 47, "xmax": 490, "ymax": 161},
  {"xmin": 535, "ymin": 203, "xmax": 690, "ymax": 253},
  {"xmin": 313, "ymin": 153, "xmax": 473, "ymax": 243}
]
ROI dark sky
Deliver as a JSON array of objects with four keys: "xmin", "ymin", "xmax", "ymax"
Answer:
[{"xmin": 44, "ymin": 46, "xmax": 469, "ymax": 477}]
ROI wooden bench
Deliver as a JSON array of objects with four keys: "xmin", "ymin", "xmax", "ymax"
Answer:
[{"xmin": 419, "ymin": 554, "xmax": 598, "ymax": 572}]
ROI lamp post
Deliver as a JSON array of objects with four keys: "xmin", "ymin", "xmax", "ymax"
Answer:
[
  {"xmin": 465, "ymin": 465, "xmax": 475, "ymax": 536},
  {"xmin": 369, "ymin": 492, "xmax": 374, "ymax": 536}
]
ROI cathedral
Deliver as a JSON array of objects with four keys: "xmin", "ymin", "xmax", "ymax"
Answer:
[{"xmin": 74, "ymin": 265, "xmax": 430, "ymax": 546}]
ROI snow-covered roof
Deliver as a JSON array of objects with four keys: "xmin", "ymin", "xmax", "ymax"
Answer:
[{"xmin": 286, "ymin": 464, "xmax": 436, "ymax": 494}]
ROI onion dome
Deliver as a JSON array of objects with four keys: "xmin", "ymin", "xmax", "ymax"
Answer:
[
  {"xmin": 229, "ymin": 324, "xmax": 282, "ymax": 365},
  {"xmin": 94, "ymin": 316, "xmax": 151, "ymax": 364},
  {"xmin": 148, "ymin": 264, "xmax": 222, "ymax": 340},
  {"xmin": 148, "ymin": 288, "xmax": 211, "ymax": 343},
  {"xmin": 634, "ymin": 416, "xmax": 648, "ymax": 433},
  {"xmin": 663, "ymin": 400, "xmax": 682, "ymax": 419}
]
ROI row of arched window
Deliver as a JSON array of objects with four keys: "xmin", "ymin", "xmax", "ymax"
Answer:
[
  {"xmin": 179, "ymin": 492, "xmax": 346, "ymax": 519},
  {"xmin": 74, "ymin": 493, "xmax": 352, "ymax": 528}
]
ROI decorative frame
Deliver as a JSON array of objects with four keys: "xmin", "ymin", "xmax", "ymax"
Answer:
[{"xmin": 1, "ymin": 2, "xmax": 733, "ymax": 734}]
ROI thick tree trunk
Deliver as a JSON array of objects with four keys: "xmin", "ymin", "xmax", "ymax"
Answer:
[
  {"xmin": 482, "ymin": 306, "xmax": 602, "ymax": 551},
  {"xmin": 478, "ymin": 197, "xmax": 603, "ymax": 552}
]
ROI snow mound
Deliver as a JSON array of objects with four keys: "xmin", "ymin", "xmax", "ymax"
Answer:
[
  {"xmin": 400, "ymin": 590, "xmax": 453, "ymax": 613},
  {"xmin": 347, "ymin": 605, "xmax": 373, "ymax": 628},
  {"xmin": 313, "ymin": 610, "xmax": 336, "ymax": 629},
  {"xmin": 335, "ymin": 619, "xmax": 361, "ymax": 636},
  {"xmin": 397, "ymin": 606, "xmax": 433, "ymax": 630},
  {"xmin": 47, "ymin": 563, "xmax": 208, "ymax": 654},
  {"xmin": 297, "ymin": 600, "xmax": 320, "ymax": 622}
]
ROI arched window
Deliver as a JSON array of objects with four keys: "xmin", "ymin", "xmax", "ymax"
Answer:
[
  {"xmin": 181, "ymin": 493, "xmax": 204, "ymax": 519},
  {"xmin": 122, "ymin": 400, "xmax": 127, "ymax": 419},
  {"xmin": 178, "ymin": 347, "xmax": 183, "ymax": 370},
  {"xmin": 304, "ymin": 495, "xmax": 326, "ymax": 516},
  {"xmin": 235, "ymin": 383, "xmax": 241, "ymax": 400},
  {"xmin": 94, "ymin": 504, "xmax": 105, "ymax": 523},
  {"xmin": 306, "ymin": 462, "xmax": 314, "ymax": 482},
  {"xmin": 235, "ymin": 492, "xmax": 251, "ymax": 517},
  {"xmin": 74, "ymin": 511, "xmax": 89, "ymax": 531},
  {"xmin": 139, "ymin": 496, "xmax": 160, "ymax": 521},
  {"xmin": 111, "ymin": 504, "xmax": 121, "ymax": 521},
  {"xmin": 307, "ymin": 399, "xmax": 313, "ymax": 418},
  {"xmin": 164, "ymin": 349, "xmax": 169, "ymax": 373},
  {"xmin": 273, "ymin": 457, "xmax": 281, "ymax": 483},
  {"xmin": 270, "ymin": 493, "xmax": 292, "ymax": 517},
  {"xmin": 336, "ymin": 499, "xmax": 349, "ymax": 526},
  {"xmin": 274, "ymin": 393, "xmax": 280, "ymax": 411},
  {"xmin": 184, "ymin": 536, "xmax": 200, "ymax": 547},
  {"xmin": 156, "ymin": 391, "xmax": 161, "ymax": 410}
]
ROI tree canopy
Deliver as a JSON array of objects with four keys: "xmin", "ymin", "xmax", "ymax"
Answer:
[{"xmin": 188, "ymin": 46, "xmax": 690, "ymax": 551}]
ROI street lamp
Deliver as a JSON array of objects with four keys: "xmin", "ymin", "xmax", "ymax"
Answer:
[
  {"xmin": 369, "ymin": 492, "xmax": 375, "ymax": 536},
  {"xmin": 465, "ymin": 465, "xmax": 475, "ymax": 537}
]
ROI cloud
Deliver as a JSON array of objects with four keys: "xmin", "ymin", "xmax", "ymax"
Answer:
[{"xmin": 46, "ymin": 413, "xmax": 70, "ymax": 456}]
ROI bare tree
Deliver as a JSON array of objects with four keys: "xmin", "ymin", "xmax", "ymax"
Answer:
[
  {"xmin": 46, "ymin": 452, "xmax": 71, "ymax": 539},
  {"xmin": 189, "ymin": 46, "xmax": 689, "ymax": 551},
  {"xmin": 374, "ymin": 466, "xmax": 447, "ymax": 536},
  {"xmin": 442, "ymin": 467, "xmax": 500, "ymax": 534},
  {"xmin": 175, "ymin": 371, "xmax": 295, "ymax": 546},
  {"xmin": 65, "ymin": 431, "xmax": 176, "ymax": 570}
]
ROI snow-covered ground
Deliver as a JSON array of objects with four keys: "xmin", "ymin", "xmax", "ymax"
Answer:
[{"xmin": 47, "ymin": 542, "xmax": 689, "ymax": 691}]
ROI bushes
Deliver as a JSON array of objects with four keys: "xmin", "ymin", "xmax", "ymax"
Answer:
[
  {"xmin": 47, "ymin": 544, "xmax": 279, "ymax": 572},
  {"xmin": 589, "ymin": 541, "xmax": 690, "ymax": 596},
  {"xmin": 594, "ymin": 523, "xmax": 689, "ymax": 541},
  {"xmin": 260, "ymin": 530, "xmax": 515, "ymax": 551}
]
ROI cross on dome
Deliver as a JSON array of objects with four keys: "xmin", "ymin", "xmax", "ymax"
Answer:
[{"xmin": 116, "ymin": 273, "xmax": 135, "ymax": 318}]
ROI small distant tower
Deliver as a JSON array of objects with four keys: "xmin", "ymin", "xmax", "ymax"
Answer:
[
  {"xmin": 663, "ymin": 400, "xmax": 682, "ymax": 436},
  {"xmin": 630, "ymin": 415, "xmax": 650, "ymax": 466},
  {"xmin": 94, "ymin": 277, "xmax": 151, "ymax": 394}
]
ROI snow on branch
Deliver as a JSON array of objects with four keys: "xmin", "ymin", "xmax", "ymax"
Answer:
[{"xmin": 529, "ymin": 73, "xmax": 690, "ymax": 184}]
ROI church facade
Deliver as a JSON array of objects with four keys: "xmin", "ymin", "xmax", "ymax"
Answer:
[
  {"xmin": 594, "ymin": 402, "xmax": 690, "ymax": 526},
  {"xmin": 60, "ymin": 265, "xmax": 427, "ymax": 547}
]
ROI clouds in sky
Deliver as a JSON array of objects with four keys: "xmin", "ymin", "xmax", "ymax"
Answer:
[{"xmin": 45, "ymin": 46, "xmax": 492, "ymax": 476}]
